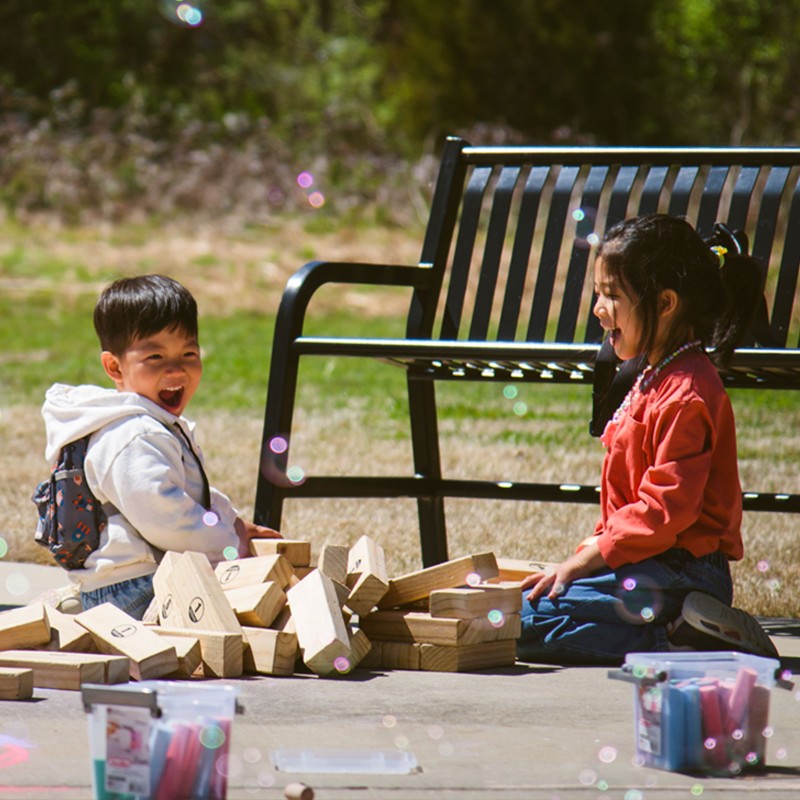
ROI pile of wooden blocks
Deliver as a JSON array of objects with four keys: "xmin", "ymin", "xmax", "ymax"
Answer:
[{"xmin": 0, "ymin": 538, "xmax": 537, "ymax": 697}]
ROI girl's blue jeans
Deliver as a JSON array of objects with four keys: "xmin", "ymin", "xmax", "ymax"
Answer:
[
  {"xmin": 80, "ymin": 574, "xmax": 155, "ymax": 621},
  {"xmin": 517, "ymin": 548, "xmax": 733, "ymax": 666}
]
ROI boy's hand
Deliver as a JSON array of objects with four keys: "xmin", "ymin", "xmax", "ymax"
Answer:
[{"xmin": 234, "ymin": 517, "xmax": 282, "ymax": 558}]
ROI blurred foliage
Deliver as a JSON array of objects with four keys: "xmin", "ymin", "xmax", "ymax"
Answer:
[{"xmin": 0, "ymin": 0, "xmax": 798, "ymax": 223}]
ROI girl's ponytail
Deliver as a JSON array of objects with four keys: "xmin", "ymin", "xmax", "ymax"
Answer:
[{"xmin": 704, "ymin": 224, "xmax": 766, "ymax": 367}]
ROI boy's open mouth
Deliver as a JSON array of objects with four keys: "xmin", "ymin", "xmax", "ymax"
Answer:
[{"xmin": 158, "ymin": 386, "xmax": 184, "ymax": 411}]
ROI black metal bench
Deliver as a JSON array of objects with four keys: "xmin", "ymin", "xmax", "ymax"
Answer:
[{"xmin": 254, "ymin": 137, "xmax": 800, "ymax": 567}]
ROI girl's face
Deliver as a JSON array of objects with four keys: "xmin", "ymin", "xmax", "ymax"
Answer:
[{"xmin": 593, "ymin": 256, "xmax": 644, "ymax": 361}]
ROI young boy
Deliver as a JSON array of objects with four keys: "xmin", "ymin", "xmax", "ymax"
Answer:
[{"xmin": 41, "ymin": 274, "xmax": 280, "ymax": 619}]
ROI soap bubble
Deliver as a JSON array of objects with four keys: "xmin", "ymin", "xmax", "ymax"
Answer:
[
  {"xmin": 503, "ymin": 385, "xmax": 518, "ymax": 400},
  {"xmin": 466, "ymin": 572, "xmax": 482, "ymax": 587},
  {"xmin": 257, "ymin": 771, "xmax": 275, "ymax": 787},
  {"xmin": 427, "ymin": 725, "xmax": 444, "ymax": 740},
  {"xmin": 578, "ymin": 768, "xmax": 597, "ymax": 785},
  {"xmin": 513, "ymin": 401, "xmax": 528, "ymax": 416},
  {"xmin": 286, "ymin": 466, "xmax": 306, "ymax": 485},
  {"xmin": 159, "ymin": 0, "xmax": 206, "ymax": 27},
  {"xmin": 222, "ymin": 546, "xmax": 238, "ymax": 561},
  {"xmin": 615, "ymin": 572, "xmax": 664, "ymax": 624},
  {"xmin": 598, "ymin": 745, "xmax": 617, "ymax": 763},
  {"xmin": 382, "ymin": 714, "xmax": 397, "ymax": 728},
  {"xmin": 297, "ymin": 172, "xmax": 314, "ymax": 189},
  {"xmin": 0, "ymin": 537, "xmax": 7, "ymax": 558},
  {"xmin": 703, "ymin": 737, "xmax": 718, "ymax": 751},
  {"xmin": 487, "ymin": 609, "xmax": 505, "ymax": 627},
  {"xmin": 6, "ymin": 573, "xmax": 30, "ymax": 597},
  {"xmin": 308, "ymin": 191, "xmax": 325, "ymax": 209},
  {"xmin": 269, "ymin": 436, "xmax": 288, "ymax": 455},
  {"xmin": 394, "ymin": 735, "xmax": 409, "ymax": 749},
  {"xmin": 572, "ymin": 209, "xmax": 586, "ymax": 222},
  {"xmin": 243, "ymin": 747, "xmax": 262, "ymax": 763},
  {"xmin": 757, "ymin": 560, "xmax": 769, "ymax": 572},
  {"xmin": 199, "ymin": 724, "xmax": 226, "ymax": 749},
  {"xmin": 203, "ymin": 510, "xmax": 220, "ymax": 527},
  {"xmin": 691, "ymin": 784, "xmax": 704, "ymax": 796},
  {"xmin": 333, "ymin": 656, "xmax": 351, "ymax": 674}
]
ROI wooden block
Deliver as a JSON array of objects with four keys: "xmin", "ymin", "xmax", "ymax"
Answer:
[
  {"xmin": 0, "ymin": 651, "xmax": 129, "ymax": 690},
  {"xmin": 346, "ymin": 627, "xmax": 372, "ymax": 671},
  {"xmin": 75, "ymin": 603, "xmax": 178, "ymax": 681},
  {"xmin": 377, "ymin": 552, "xmax": 499, "ymax": 609},
  {"xmin": 286, "ymin": 570, "xmax": 351, "ymax": 676},
  {"xmin": 154, "ymin": 634, "xmax": 203, "ymax": 679},
  {"xmin": 152, "ymin": 550, "xmax": 184, "ymax": 626},
  {"xmin": 491, "ymin": 557, "xmax": 556, "ymax": 583},
  {"xmin": 428, "ymin": 585, "xmax": 522, "ymax": 619},
  {"xmin": 379, "ymin": 641, "xmax": 421, "ymax": 670},
  {"xmin": 293, "ymin": 566, "xmax": 315, "ymax": 580},
  {"xmin": 358, "ymin": 639, "xmax": 383, "ymax": 669},
  {"xmin": 346, "ymin": 535, "xmax": 389, "ymax": 616},
  {"xmin": 0, "ymin": 667, "xmax": 34, "ymax": 700},
  {"xmin": 242, "ymin": 626, "xmax": 298, "ymax": 676},
  {"xmin": 360, "ymin": 610, "xmax": 462, "ymax": 645},
  {"xmin": 215, "ymin": 554, "xmax": 294, "ymax": 591},
  {"xmin": 249, "ymin": 538, "xmax": 311, "ymax": 567},
  {"xmin": 225, "ymin": 582, "xmax": 286, "ymax": 628},
  {"xmin": 0, "ymin": 602, "xmax": 51, "ymax": 650},
  {"xmin": 162, "ymin": 551, "xmax": 243, "ymax": 634},
  {"xmin": 359, "ymin": 609, "xmax": 521, "ymax": 646},
  {"xmin": 419, "ymin": 639, "xmax": 517, "ymax": 672},
  {"xmin": 272, "ymin": 606, "xmax": 296, "ymax": 634},
  {"xmin": 317, "ymin": 543, "xmax": 349, "ymax": 584},
  {"xmin": 153, "ymin": 627, "xmax": 243, "ymax": 678},
  {"xmin": 40, "ymin": 605, "xmax": 95, "ymax": 652}
]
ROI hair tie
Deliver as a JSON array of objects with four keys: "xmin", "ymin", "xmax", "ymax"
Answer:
[{"xmin": 710, "ymin": 245, "xmax": 727, "ymax": 269}]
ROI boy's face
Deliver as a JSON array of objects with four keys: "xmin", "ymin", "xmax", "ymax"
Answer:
[{"xmin": 101, "ymin": 326, "xmax": 202, "ymax": 417}]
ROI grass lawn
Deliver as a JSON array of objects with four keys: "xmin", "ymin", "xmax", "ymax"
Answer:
[{"xmin": 1, "ymin": 218, "xmax": 798, "ymax": 617}]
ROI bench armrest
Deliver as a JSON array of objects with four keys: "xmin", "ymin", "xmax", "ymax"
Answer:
[{"xmin": 276, "ymin": 260, "xmax": 433, "ymax": 340}]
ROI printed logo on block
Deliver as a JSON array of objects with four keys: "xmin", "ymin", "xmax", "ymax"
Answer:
[
  {"xmin": 111, "ymin": 624, "xmax": 138, "ymax": 639},
  {"xmin": 219, "ymin": 565, "xmax": 240, "ymax": 585},
  {"xmin": 188, "ymin": 597, "xmax": 205, "ymax": 623},
  {"xmin": 161, "ymin": 594, "xmax": 173, "ymax": 620}
]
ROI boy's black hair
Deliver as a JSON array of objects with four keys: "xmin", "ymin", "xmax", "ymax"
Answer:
[{"xmin": 94, "ymin": 274, "xmax": 199, "ymax": 355}]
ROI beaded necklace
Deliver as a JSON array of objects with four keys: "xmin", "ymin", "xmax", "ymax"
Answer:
[{"xmin": 609, "ymin": 339, "xmax": 703, "ymax": 426}]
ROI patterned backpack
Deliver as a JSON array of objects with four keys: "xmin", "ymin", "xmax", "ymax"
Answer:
[{"xmin": 31, "ymin": 436, "xmax": 107, "ymax": 570}]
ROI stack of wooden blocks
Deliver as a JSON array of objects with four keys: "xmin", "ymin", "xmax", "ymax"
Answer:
[{"xmin": 0, "ymin": 539, "xmax": 536, "ymax": 698}]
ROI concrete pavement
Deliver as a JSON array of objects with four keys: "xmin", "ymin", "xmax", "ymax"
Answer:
[{"xmin": 1, "ymin": 561, "xmax": 799, "ymax": 800}]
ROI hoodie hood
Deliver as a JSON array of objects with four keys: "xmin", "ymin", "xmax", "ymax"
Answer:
[{"xmin": 42, "ymin": 383, "xmax": 186, "ymax": 462}]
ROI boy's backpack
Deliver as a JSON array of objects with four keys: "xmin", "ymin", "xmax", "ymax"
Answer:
[{"xmin": 31, "ymin": 435, "xmax": 107, "ymax": 570}]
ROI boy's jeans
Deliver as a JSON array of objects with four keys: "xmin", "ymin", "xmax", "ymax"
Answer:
[
  {"xmin": 81, "ymin": 574, "xmax": 155, "ymax": 621},
  {"xmin": 517, "ymin": 548, "xmax": 733, "ymax": 666}
]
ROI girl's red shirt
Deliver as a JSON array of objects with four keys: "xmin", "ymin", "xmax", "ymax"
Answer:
[{"xmin": 595, "ymin": 351, "xmax": 744, "ymax": 569}]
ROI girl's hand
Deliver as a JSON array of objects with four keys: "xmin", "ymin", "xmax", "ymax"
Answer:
[
  {"xmin": 523, "ymin": 542, "xmax": 607, "ymax": 603},
  {"xmin": 234, "ymin": 517, "xmax": 282, "ymax": 558}
]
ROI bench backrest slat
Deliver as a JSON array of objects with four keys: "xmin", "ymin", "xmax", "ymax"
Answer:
[
  {"xmin": 527, "ymin": 165, "xmax": 580, "ymax": 341},
  {"xmin": 417, "ymin": 140, "xmax": 800, "ymax": 354},
  {"xmin": 440, "ymin": 166, "xmax": 492, "ymax": 339},
  {"xmin": 667, "ymin": 165, "xmax": 700, "ymax": 217},
  {"xmin": 469, "ymin": 166, "xmax": 521, "ymax": 340},
  {"xmin": 557, "ymin": 165, "xmax": 609, "ymax": 342},
  {"xmin": 773, "ymin": 181, "xmax": 800, "ymax": 347},
  {"xmin": 497, "ymin": 166, "xmax": 549, "ymax": 339}
]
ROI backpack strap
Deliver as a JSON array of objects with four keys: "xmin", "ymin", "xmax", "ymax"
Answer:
[{"xmin": 169, "ymin": 422, "xmax": 212, "ymax": 510}]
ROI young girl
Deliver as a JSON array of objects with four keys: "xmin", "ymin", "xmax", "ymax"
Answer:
[{"xmin": 517, "ymin": 214, "xmax": 779, "ymax": 665}]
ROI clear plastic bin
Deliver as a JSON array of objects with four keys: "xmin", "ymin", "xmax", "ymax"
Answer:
[
  {"xmin": 610, "ymin": 651, "xmax": 789, "ymax": 775},
  {"xmin": 82, "ymin": 681, "xmax": 240, "ymax": 799}
]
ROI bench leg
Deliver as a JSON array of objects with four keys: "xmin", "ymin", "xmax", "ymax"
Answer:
[
  {"xmin": 407, "ymin": 375, "xmax": 449, "ymax": 566},
  {"xmin": 254, "ymin": 347, "xmax": 301, "ymax": 531}
]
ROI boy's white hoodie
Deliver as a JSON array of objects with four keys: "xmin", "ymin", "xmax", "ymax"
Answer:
[{"xmin": 42, "ymin": 383, "xmax": 239, "ymax": 592}]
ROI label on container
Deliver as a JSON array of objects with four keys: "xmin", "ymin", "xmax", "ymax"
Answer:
[
  {"xmin": 105, "ymin": 705, "xmax": 152, "ymax": 796},
  {"xmin": 636, "ymin": 685, "xmax": 663, "ymax": 755}
]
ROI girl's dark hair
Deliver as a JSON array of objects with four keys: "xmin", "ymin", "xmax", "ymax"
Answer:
[
  {"xmin": 94, "ymin": 274, "xmax": 199, "ymax": 355},
  {"xmin": 597, "ymin": 214, "xmax": 765, "ymax": 367}
]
